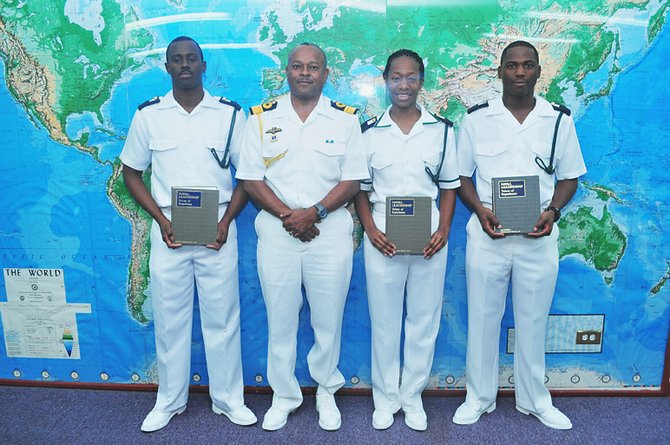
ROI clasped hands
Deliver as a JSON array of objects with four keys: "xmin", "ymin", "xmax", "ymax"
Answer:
[{"xmin": 280, "ymin": 207, "xmax": 321, "ymax": 242}]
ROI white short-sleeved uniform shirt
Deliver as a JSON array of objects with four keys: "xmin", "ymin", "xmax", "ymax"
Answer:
[
  {"xmin": 235, "ymin": 94, "xmax": 367, "ymax": 208},
  {"xmin": 360, "ymin": 105, "xmax": 460, "ymax": 206},
  {"xmin": 120, "ymin": 90, "xmax": 246, "ymax": 208},
  {"xmin": 457, "ymin": 96, "xmax": 586, "ymax": 208}
]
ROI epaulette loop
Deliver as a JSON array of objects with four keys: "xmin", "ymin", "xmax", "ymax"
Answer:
[
  {"xmin": 467, "ymin": 101, "xmax": 489, "ymax": 114},
  {"xmin": 430, "ymin": 112, "xmax": 453, "ymax": 126},
  {"xmin": 331, "ymin": 100, "xmax": 358, "ymax": 114},
  {"xmin": 138, "ymin": 97, "xmax": 160, "ymax": 110},
  {"xmin": 250, "ymin": 100, "xmax": 277, "ymax": 115},
  {"xmin": 219, "ymin": 97, "xmax": 242, "ymax": 111},
  {"xmin": 551, "ymin": 103, "xmax": 571, "ymax": 116},
  {"xmin": 361, "ymin": 116, "xmax": 378, "ymax": 133}
]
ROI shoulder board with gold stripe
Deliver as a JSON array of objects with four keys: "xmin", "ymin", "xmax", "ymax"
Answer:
[
  {"xmin": 467, "ymin": 101, "xmax": 489, "ymax": 114},
  {"xmin": 219, "ymin": 97, "xmax": 241, "ymax": 111},
  {"xmin": 249, "ymin": 100, "xmax": 278, "ymax": 115},
  {"xmin": 360, "ymin": 115, "xmax": 378, "ymax": 133},
  {"xmin": 138, "ymin": 96, "xmax": 160, "ymax": 110},
  {"xmin": 430, "ymin": 112, "xmax": 453, "ymax": 126},
  {"xmin": 551, "ymin": 103, "xmax": 571, "ymax": 116},
  {"xmin": 330, "ymin": 100, "xmax": 358, "ymax": 115}
]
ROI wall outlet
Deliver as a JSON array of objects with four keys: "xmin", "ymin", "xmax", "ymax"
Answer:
[{"xmin": 576, "ymin": 330, "xmax": 602, "ymax": 345}]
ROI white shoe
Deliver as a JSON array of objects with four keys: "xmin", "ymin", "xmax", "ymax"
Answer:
[
  {"xmin": 452, "ymin": 402, "xmax": 496, "ymax": 425},
  {"xmin": 212, "ymin": 404, "xmax": 257, "ymax": 426},
  {"xmin": 516, "ymin": 405, "xmax": 572, "ymax": 430},
  {"xmin": 316, "ymin": 392, "xmax": 341, "ymax": 431},
  {"xmin": 403, "ymin": 409, "xmax": 427, "ymax": 431},
  {"xmin": 262, "ymin": 406, "xmax": 294, "ymax": 431},
  {"xmin": 372, "ymin": 409, "xmax": 394, "ymax": 430},
  {"xmin": 140, "ymin": 406, "xmax": 186, "ymax": 432}
]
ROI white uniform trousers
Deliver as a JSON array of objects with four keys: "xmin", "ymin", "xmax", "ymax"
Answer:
[
  {"xmin": 365, "ymin": 208, "xmax": 446, "ymax": 414},
  {"xmin": 255, "ymin": 208, "xmax": 352, "ymax": 411},
  {"xmin": 463, "ymin": 213, "xmax": 559, "ymax": 413},
  {"xmin": 149, "ymin": 206, "xmax": 245, "ymax": 413}
]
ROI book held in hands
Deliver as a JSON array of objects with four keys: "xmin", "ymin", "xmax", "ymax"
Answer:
[
  {"xmin": 491, "ymin": 175, "xmax": 540, "ymax": 234},
  {"xmin": 171, "ymin": 187, "xmax": 219, "ymax": 245},
  {"xmin": 385, "ymin": 196, "xmax": 431, "ymax": 255}
]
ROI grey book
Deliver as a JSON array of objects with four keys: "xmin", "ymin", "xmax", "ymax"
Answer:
[
  {"xmin": 491, "ymin": 175, "xmax": 540, "ymax": 234},
  {"xmin": 171, "ymin": 187, "xmax": 219, "ymax": 245},
  {"xmin": 385, "ymin": 196, "xmax": 431, "ymax": 255}
]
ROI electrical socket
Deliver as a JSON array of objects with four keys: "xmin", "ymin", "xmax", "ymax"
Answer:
[{"xmin": 576, "ymin": 330, "xmax": 602, "ymax": 345}]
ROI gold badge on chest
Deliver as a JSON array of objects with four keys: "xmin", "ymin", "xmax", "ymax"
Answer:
[{"xmin": 265, "ymin": 126, "xmax": 282, "ymax": 143}]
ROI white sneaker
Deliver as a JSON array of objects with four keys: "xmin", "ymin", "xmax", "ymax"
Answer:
[
  {"xmin": 516, "ymin": 405, "xmax": 572, "ymax": 430},
  {"xmin": 140, "ymin": 406, "xmax": 186, "ymax": 432},
  {"xmin": 262, "ymin": 406, "xmax": 294, "ymax": 431},
  {"xmin": 372, "ymin": 409, "xmax": 394, "ymax": 430},
  {"xmin": 403, "ymin": 409, "xmax": 427, "ymax": 431},
  {"xmin": 316, "ymin": 392, "xmax": 341, "ymax": 431},
  {"xmin": 212, "ymin": 404, "xmax": 257, "ymax": 426},
  {"xmin": 452, "ymin": 401, "xmax": 496, "ymax": 425}
]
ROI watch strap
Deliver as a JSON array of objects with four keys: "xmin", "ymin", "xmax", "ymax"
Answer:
[
  {"xmin": 545, "ymin": 206, "xmax": 561, "ymax": 222},
  {"xmin": 314, "ymin": 203, "xmax": 328, "ymax": 220}
]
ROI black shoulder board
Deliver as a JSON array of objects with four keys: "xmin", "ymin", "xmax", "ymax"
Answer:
[
  {"xmin": 330, "ymin": 100, "xmax": 358, "ymax": 115},
  {"xmin": 467, "ymin": 102, "xmax": 489, "ymax": 114},
  {"xmin": 361, "ymin": 116, "xmax": 378, "ymax": 133},
  {"xmin": 138, "ymin": 97, "xmax": 160, "ymax": 110},
  {"xmin": 551, "ymin": 103, "xmax": 571, "ymax": 116},
  {"xmin": 249, "ymin": 100, "xmax": 277, "ymax": 115},
  {"xmin": 430, "ymin": 112, "xmax": 453, "ymax": 126},
  {"xmin": 219, "ymin": 97, "xmax": 241, "ymax": 111}
]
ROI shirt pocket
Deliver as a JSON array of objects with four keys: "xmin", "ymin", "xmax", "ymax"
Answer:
[
  {"xmin": 419, "ymin": 145, "xmax": 441, "ymax": 170},
  {"xmin": 148, "ymin": 139, "xmax": 180, "ymax": 176},
  {"xmin": 531, "ymin": 142, "xmax": 554, "ymax": 171},
  {"xmin": 370, "ymin": 153, "xmax": 393, "ymax": 172},
  {"xmin": 206, "ymin": 139, "xmax": 230, "ymax": 168},
  {"xmin": 314, "ymin": 141, "xmax": 346, "ymax": 157},
  {"xmin": 475, "ymin": 141, "xmax": 507, "ymax": 157},
  {"xmin": 475, "ymin": 141, "xmax": 508, "ymax": 174},
  {"xmin": 314, "ymin": 141, "xmax": 346, "ymax": 182},
  {"xmin": 261, "ymin": 139, "xmax": 289, "ymax": 168},
  {"xmin": 149, "ymin": 139, "xmax": 178, "ymax": 152},
  {"xmin": 368, "ymin": 153, "xmax": 393, "ymax": 188}
]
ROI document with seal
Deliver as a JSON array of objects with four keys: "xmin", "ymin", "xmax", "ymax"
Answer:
[
  {"xmin": 385, "ymin": 196, "xmax": 431, "ymax": 255},
  {"xmin": 491, "ymin": 175, "xmax": 540, "ymax": 234},
  {"xmin": 171, "ymin": 187, "xmax": 219, "ymax": 245}
]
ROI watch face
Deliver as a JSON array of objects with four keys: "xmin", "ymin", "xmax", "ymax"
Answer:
[{"xmin": 315, "ymin": 204, "xmax": 327, "ymax": 219}]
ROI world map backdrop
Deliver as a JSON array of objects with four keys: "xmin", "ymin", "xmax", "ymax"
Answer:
[{"xmin": 0, "ymin": 0, "xmax": 669, "ymax": 391}]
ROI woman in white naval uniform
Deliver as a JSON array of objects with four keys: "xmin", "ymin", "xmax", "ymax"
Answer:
[{"xmin": 353, "ymin": 49, "xmax": 460, "ymax": 431}]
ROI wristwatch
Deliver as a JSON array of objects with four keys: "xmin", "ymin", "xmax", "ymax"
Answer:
[
  {"xmin": 544, "ymin": 206, "xmax": 561, "ymax": 222},
  {"xmin": 314, "ymin": 202, "xmax": 328, "ymax": 220}
]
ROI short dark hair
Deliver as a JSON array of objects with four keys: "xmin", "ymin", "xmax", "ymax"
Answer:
[
  {"xmin": 383, "ymin": 49, "xmax": 425, "ymax": 80},
  {"xmin": 500, "ymin": 40, "xmax": 539, "ymax": 65},
  {"xmin": 166, "ymin": 36, "xmax": 203, "ymax": 62},
  {"xmin": 288, "ymin": 42, "xmax": 328, "ymax": 68}
]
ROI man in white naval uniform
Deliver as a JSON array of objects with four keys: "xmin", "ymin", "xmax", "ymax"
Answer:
[
  {"xmin": 453, "ymin": 41, "xmax": 586, "ymax": 430},
  {"xmin": 236, "ymin": 43, "xmax": 367, "ymax": 431},
  {"xmin": 120, "ymin": 36, "xmax": 256, "ymax": 432}
]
